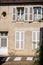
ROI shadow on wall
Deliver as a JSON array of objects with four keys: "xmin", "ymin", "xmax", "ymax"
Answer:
[{"xmin": 0, "ymin": 57, "xmax": 7, "ymax": 65}]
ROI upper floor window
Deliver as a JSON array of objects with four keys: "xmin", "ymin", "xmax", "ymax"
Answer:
[
  {"xmin": 33, "ymin": 7, "xmax": 42, "ymax": 20},
  {"xmin": 12, "ymin": 7, "xmax": 33, "ymax": 22},
  {"xmin": 12, "ymin": 6, "xmax": 43, "ymax": 22},
  {"xmin": 17, "ymin": 7, "xmax": 24, "ymax": 21}
]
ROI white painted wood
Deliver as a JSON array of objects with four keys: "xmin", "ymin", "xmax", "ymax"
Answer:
[
  {"xmin": 12, "ymin": 7, "xmax": 17, "ymax": 21},
  {"xmin": 0, "ymin": 33, "xmax": 8, "ymax": 55},
  {"xmin": 6, "ymin": 57, "xmax": 10, "ymax": 61},
  {"xmin": 24, "ymin": 7, "xmax": 29, "ymax": 21},
  {"xmin": 0, "ymin": 48, "xmax": 8, "ymax": 55},
  {"xmin": 29, "ymin": 6, "xmax": 33, "ymax": 21},
  {"xmin": 14, "ymin": 57, "xmax": 22, "ymax": 61},
  {"xmin": 32, "ymin": 31, "xmax": 40, "ymax": 50},
  {"xmin": 15, "ymin": 31, "xmax": 24, "ymax": 50},
  {"xmin": 26, "ymin": 57, "xmax": 33, "ymax": 60}
]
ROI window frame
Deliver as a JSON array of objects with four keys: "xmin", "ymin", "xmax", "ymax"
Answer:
[
  {"xmin": 42, "ymin": 7, "xmax": 43, "ymax": 19},
  {"xmin": 29, "ymin": 6, "xmax": 33, "ymax": 21},
  {"xmin": 32, "ymin": 31, "xmax": 40, "ymax": 50},
  {"xmin": 15, "ymin": 31, "xmax": 24, "ymax": 50},
  {"xmin": 0, "ymin": 33, "xmax": 8, "ymax": 48},
  {"xmin": 12, "ymin": 6, "xmax": 43, "ymax": 22},
  {"xmin": 33, "ymin": 7, "xmax": 42, "ymax": 21},
  {"xmin": 12, "ymin": 7, "xmax": 17, "ymax": 21},
  {"xmin": 24, "ymin": 7, "xmax": 29, "ymax": 21},
  {"xmin": 17, "ymin": 7, "xmax": 24, "ymax": 21},
  {"xmin": 12, "ymin": 6, "xmax": 33, "ymax": 22}
]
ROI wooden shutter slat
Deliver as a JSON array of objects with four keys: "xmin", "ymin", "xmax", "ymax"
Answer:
[
  {"xmin": 29, "ymin": 7, "xmax": 33, "ymax": 21},
  {"xmin": 24, "ymin": 7, "xmax": 29, "ymax": 21},
  {"xmin": 13, "ymin": 8, "xmax": 17, "ymax": 21}
]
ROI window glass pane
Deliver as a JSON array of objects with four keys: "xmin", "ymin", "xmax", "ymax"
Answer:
[
  {"xmin": 33, "ymin": 32, "xmax": 36, "ymax": 41},
  {"xmin": 34, "ymin": 8, "xmax": 37, "ymax": 14},
  {"xmin": 13, "ymin": 15, "xmax": 15, "ymax": 20},
  {"xmin": 16, "ymin": 32, "xmax": 19, "ymax": 40},
  {"xmin": 21, "ymin": 41, "xmax": 23, "ymax": 48},
  {"xmin": 30, "ymin": 7, "xmax": 32, "ymax": 13},
  {"xmin": 34, "ymin": 7, "xmax": 41, "ymax": 20},
  {"xmin": 0, "ymin": 32, "xmax": 8, "ymax": 36},
  {"xmin": 0, "ymin": 33, "xmax": 1, "ymax": 36},
  {"xmin": 25, "ymin": 14, "xmax": 28, "ymax": 20},
  {"xmin": 1, "ymin": 38, "xmax": 7, "ymax": 47},
  {"xmin": 37, "ymin": 8, "xmax": 41, "ymax": 14},
  {"xmin": 5, "ymin": 32, "xmax": 8, "ymax": 36},
  {"xmin": 13, "ymin": 8, "xmax": 15, "ymax": 14},
  {"xmin": 1, "ymin": 33, "xmax": 4, "ymax": 36},
  {"xmin": 17, "ymin": 8, "xmax": 20, "ymax": 15},
  {"xmin": 16, "ymin": 41, "xmax": 19, "ymax": 48},
  {"xmin": 17, "ymin": 7, "xmax": 24, "ymax": 21},
  {"xmin": 24, "ymin": 8, "xmax": 28, "ymax": 21},
  {"xmin": 21, "ymin": 32, "xmax": 23, "ymax": 40},
  {"xmin": 29, "ymin": 7, "xmax": 33, "ymax": 21},
  {"xmin": 37, "ymin": 32, "xmax": 40, "ymax": 41},
  {"xmin": 33, "ymin": 42, "xmax": 37, "ymax": 49},
  {"xmin": 30, "ymin": 14, "xmax": 32, "ymax": 20},
  {"xmin": 25, "ymin": 8, "xmax": 27, "ymax": 13}
]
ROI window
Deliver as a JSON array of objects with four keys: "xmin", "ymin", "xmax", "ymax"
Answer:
[
  {"xmin": 24, "ymin": 7, "xmax": 33, "ymax": 21},
  {"xmin": 32, "ymin": 31, "xmax": 40, "ymax": 50},
  {"xmin": 17, "ymin": 7, "xmax": 24, "ymax": 21},
  {"xmin": 13, "ymin": 7, "xmax": 33, "ymax": 21},
  {"xmin": 13, "ymin": 6, "xmax": 43, "ymax": 22},
  {"xmin": 0, "ymin": 32, "xmax": 8, "ymax": 47},
  {"xmin": 15, "ymin": 31, "xmax": 24, "ymax": 49},
  {"xmin": 33, "ymin": 7, "xmax": 41, "ymax": 20}
]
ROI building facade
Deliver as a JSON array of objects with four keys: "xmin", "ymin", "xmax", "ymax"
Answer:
[{"xmin": 0, "ymin": 0, "xmax": 43, "ymax": 57}]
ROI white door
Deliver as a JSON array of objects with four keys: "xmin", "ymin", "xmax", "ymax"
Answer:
[{"xmin": 0, "ymin": 32, "xmax": 8, "ymax": 55}]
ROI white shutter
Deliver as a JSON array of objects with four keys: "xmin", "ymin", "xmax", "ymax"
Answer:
[
  {"xmin": 16, "ymin": 32, "xmax": 19, "ymax": 48},
  {"xmin": 32, "ymin": 31, "xmax": 37, "ymax": 50},
  {"xmin": 42, "ymin": 8, "xmax": 43, "ymax": 19},
  {"xmin": 21, "ymin": 32, "xmax": 24, "ymax": 48},
  {"xmin": 32, "ymin": 42, "xmax": 37, "ymax": 50},
  {"xmin": 29, "ymin": 7, "xmax": 33, "ymax": 21},
  {"xmin": 32, "ymin": 31, "xmax": 36, "ymax": 42},
  {"xmin": 15, "ymin": 31, "xmax": 24, "ymax": 49},
  {"xmin": 16, "ymin": 32, "xmax": 19, "ymax": 41},
  {"xmin": 12, "ymin": 8, "xmax": 17, "ymax": 21},
  {"xmin": 37, "ymin": 31, "xmax": 40, "ymax": 48},
  {"xmin": 37, "ymin": 31, "xmax": 40, "ymax": 42},
  {"xmin": 24, "ymin": 7, "xmax": 29, "ymax": 21}
]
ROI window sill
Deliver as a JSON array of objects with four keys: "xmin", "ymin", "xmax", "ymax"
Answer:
[
  {"xmin": 15, "ymin": 48, "xmax": 24, "ymax": 51},
  {"xmin": 12, "ymin": 20, "xmax": 33, "ymax": 23}
]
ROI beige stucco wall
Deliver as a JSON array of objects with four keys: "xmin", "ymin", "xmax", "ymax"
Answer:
[{"xmin": 0, "ymin": 5, "xmax": 43, "ymax": 56}]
